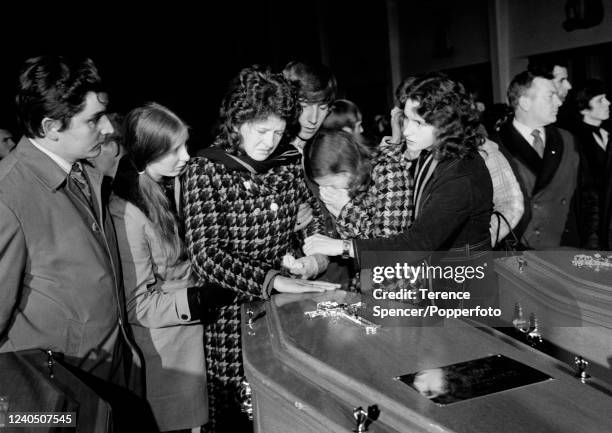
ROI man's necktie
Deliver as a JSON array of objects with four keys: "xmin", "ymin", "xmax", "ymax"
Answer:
[
  {"xmin": 531, "ymin": 129, "xmax": 545, "ymax": 158},
  {"xmin": 70, "ymin": 162, "xmax": 93, "ymax": 209}
]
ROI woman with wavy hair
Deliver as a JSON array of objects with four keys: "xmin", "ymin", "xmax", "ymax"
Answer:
[
  {"xmin": 305, "ymin": 74, "xmax": 493, "ymax": 291},
  {"xmin": 111, "ymin": 103, "xmax": 234, "ymax": 432},
  {"xmin": 182, "ymin": 65, "xmax": 337, "ymax": 432},
  {"xmin": 303, "ymin": 129, "xmax": 414, "ymax": 290}
]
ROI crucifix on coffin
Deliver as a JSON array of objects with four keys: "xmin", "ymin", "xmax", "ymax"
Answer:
[{"xmin": 304, "ymin": 301, "xmax": 381, "ymax": 334}]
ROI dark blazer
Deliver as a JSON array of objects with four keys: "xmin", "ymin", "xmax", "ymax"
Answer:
[
  {"xmin": 0, "ymin": 137, "xmax": 140, "ymax": 388},
  {"xmin": 573, "ymin": 124, "xmax": 608, "ymax": 189},
  {"xmin": 492, "ymin": 122, "xmax": 579, "ymax": 249},
  {"xmin": 354, "ymin": 151, "xmax": 492, "ymax": 264},
  {"xmin": 571, "ymin": 123, "xmax": 608, "ymax": 247},
  {"xmin": 601, "ymin": 143, "xmax": 612, "ymax": 250}
]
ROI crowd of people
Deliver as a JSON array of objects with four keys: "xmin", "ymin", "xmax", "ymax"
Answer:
[{"xmin": 0, "ymin": 54, "xmax": 610, "ymax": 432}]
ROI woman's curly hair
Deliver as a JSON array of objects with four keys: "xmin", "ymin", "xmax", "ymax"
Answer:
[
  {"xmin": 395, "ymin": 73, "xmax": 484, "ymax": 160},
  {"xmin": 213, "ymin": 65, "xmax": 300, "ymax": 154}
]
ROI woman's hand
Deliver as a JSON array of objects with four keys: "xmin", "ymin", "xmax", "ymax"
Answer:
[
  {"xmin": 390, "ymin": 106, "xmax": 404, "ymax": 145},
  {"xmin": 273, "ymin": 275, "xmax": 340, "ymax": 293},
  {"xmin": 303, "ymin": 234, "xmax": 344, "ymax": 257},
  {"xmin": 320, "ymin": 186, "xmax": 350, "ymax": 218},
  {"xmin": 294, "ymin": 203, "xmax": 314, "ymax": 232},
  {"xmin": 283, "ymin": 254, "xmax": 322, "ymax": 279},
  {"xmin": 273, "ymin": 291, "xmax": 335, "ymax": 308}
]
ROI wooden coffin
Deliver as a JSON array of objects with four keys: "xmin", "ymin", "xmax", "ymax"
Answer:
[
  {"xmin": 495, "ymin": 250, "xmax": 612, "ymax": 384},
  {"xmin": 242, "ymin": 290, "xmax": 612, "ymax": 433},
  {"xmin": 0, "ymin": 350, "xmax": 111, "ymax": 432}
]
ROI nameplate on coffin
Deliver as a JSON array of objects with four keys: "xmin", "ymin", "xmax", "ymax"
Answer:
[{"xmin": 242, "ymin": 290, "xmax": 612, "ymax": 432}]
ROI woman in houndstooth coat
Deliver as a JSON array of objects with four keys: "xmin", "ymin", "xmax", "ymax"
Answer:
[{"xmin": 182, "ymin": 66, "xmax": 334, "ymax": 433}]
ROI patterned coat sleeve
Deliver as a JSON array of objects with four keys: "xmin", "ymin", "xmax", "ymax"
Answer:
[
  {"xmin": 298, "ymin": 170, "xmax": 325, "ymax": 238},
  {"xmin": 335, "ymin": 146, "xmax": 414, "ymax": 239},
  {"xmin": 335, "ymin": 176, "xmax": 380, "ymax": 238},
  {"xmin": 480, "ymin": 139, "xmax": 524, "ymax": 245},
  {"xmin": 183, "ymin": 160, "xmax": 277, "ymax": 299}
]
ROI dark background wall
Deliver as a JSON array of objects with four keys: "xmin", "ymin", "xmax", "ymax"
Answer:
[
  {"xmin": 0, "ymin": 1, "xmax": 391, "ymax": 149},
  {"xmin": 2, "ymin": 0, "xmax": 611, "ymax": 149}
]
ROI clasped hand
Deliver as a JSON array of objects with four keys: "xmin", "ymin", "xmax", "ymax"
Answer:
[
  {"xmin": 282, "ymin": 254, "xmax": 324, "ymax": 279},
  {"xmin": 303, "ymin": 234, "xmax": 344, "ymax": 257}
]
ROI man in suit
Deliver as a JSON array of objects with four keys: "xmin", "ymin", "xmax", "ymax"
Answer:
[
  {"xmin": 602, "ymin": 140, "xmax": 612, "ymax": 250},
  {"xmin": 571, "ymin": 79, "xmax": 610, "ymax": 248},
  {"xmin": 493, "ymin": 70, "xmax": 579, "ymax": 249},
  {"xmin": 574, "ymin": 81, "xmax": 612, "ymax": 250},
  {"xmin": 0, "ymin": 56, "xmax": 142, "ymax": 392}
]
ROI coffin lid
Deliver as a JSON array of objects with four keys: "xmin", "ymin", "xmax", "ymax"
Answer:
[
  {"xmin": 243, "ymin": 290, "xmax": 612, "ymax": 433},
  {"xmin": 495, "ymin": 250, "xmax": 612, "ymax": 327}
]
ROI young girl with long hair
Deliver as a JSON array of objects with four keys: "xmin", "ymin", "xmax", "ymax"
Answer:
[{"xmin": 111, "ymin": 102, "xmax": 231, "ymax": 432}]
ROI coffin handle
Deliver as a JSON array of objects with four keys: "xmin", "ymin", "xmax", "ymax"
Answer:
[
  {"xmin": 239, "ymin": 379, "xmax": 254, "ymax": 421},
  {"xmin": 353, "ymin": 404, "xmax": 380, "ymax": 432},
  {"xmin": 512, "ymin": 304, "xmax": 543, "ymax": 349},
  {"xmin": 574, "ymin": 356, "xmax": 591, "ymax": 383}
]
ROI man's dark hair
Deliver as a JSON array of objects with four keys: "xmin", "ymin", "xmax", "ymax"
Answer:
[
  {"xmin": 574, "ymin": 78, "xmax": 608, "ymax": 112},
  {"xmin": 527, "ymin": 55, "xmax": 567, "ymax": 76},
  {"xmin": 395, "ymin": 73, "xmax": 484, "ymax": 160},
  {"xmin": 322, "ymin": 99, "xmax": 362, "ymax": 131},
  {"xmin": 16, "ymin": 55, "xmax": 104, "ymax": 138},
  {"xmin": 282, "ymin": 61, "xmax": 337, "ymax": 105},
  {"xmin": 506, "ymin": 70, "xmax": 553, "ymax": 110}
]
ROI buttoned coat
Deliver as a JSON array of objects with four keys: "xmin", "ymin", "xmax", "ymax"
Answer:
[
  {"xmin": 182, "ymin": 150, "xmax": 322, "ymax": 430},
  {"xmin": 110, "ymin": 196, "xmax": 207, "ymax": 431},
  {"xmin": 0, "ymin": 137, "xmax": 139, "ymax": 386},
  {"xmin": 493, "ymin": 123, "xmax": 580, "ymax": 249}
]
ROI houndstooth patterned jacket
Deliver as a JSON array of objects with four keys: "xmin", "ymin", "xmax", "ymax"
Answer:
[
  {"xmin": 182, "ymin": 155, "xmax": 322, "ymax": 299},
  {"xmin": 335, "ymin": 143, "xmax": 415, "ymax": 240},
  {"xmin": 182, "ymin": 153, "xmax": 323, "ymax": 429}
]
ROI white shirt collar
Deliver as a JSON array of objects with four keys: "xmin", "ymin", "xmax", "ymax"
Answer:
[
  {"xmin": 594, "ymin": 128, "xmax": 609, "ymax": 151},
  {"xmin": 513, "ymin": 118, "xmax": 545, "ymax": 148},
  {"xmin": 28, "ymin": 138, "xmax": 73, "ymax": 173}
]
